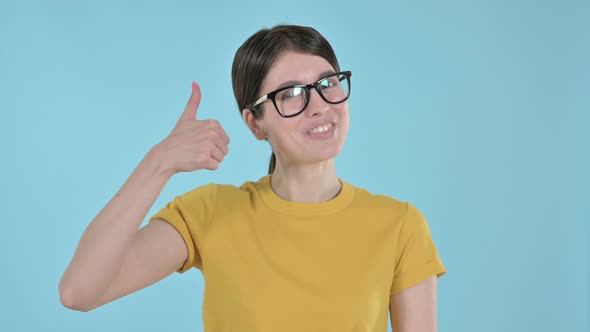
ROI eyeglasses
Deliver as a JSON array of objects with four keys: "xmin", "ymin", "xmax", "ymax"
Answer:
[{"xmin": 246, "ymin": 70, "xmax": 352, "ymax": 118}]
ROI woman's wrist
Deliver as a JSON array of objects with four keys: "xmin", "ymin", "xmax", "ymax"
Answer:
[{"xmin": 145, "ymin": 144, "xmax": 176, "ymax": 181}]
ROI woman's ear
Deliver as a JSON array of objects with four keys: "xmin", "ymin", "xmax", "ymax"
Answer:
[{"xmin": 242, "ymin": 109, "xmax": 268, "ymax": 140}]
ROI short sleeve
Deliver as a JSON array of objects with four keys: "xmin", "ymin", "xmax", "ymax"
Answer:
[
  {"xmin": 148, "ymin": 183, "xmax": 218, "ymax": 273},
  {"xmin": 390, "ymin": 202, "xmax": 447, "ymax": 294}
]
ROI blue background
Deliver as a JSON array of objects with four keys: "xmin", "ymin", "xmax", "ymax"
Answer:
[{"xmin": 0, "ymin": 0, "xmax": 588, "ymax": 331}]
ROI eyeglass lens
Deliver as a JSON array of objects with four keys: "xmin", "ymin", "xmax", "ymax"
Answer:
[{"xmin": 275, "ymin": 73, "xmax": 350, "ymax": 116}]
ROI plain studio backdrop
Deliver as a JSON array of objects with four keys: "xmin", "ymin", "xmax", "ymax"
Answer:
[{"xmin": 0, "ymin": 0, "xmax": 588, "ymax": 331}]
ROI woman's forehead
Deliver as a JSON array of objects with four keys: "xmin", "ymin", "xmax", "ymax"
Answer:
[{"xmin": 261, "ymin": 51, "xmax": 335, "ymax": 90}]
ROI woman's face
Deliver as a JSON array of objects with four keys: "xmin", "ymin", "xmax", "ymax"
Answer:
[{"xmin": 248, "ymin": 51, "xmax": 350, "ymax": 167}]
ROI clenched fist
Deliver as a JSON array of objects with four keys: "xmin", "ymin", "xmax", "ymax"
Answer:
[{"xmin": 155, "ymin": 81, "xmax": 230, "ymax": 175}]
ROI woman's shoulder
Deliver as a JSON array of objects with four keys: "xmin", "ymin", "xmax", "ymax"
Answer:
[
  {"xmin": 178, "ymin": 175, "xmax": 268, "ymax": 200},
  {"xmin": 345, "ymin": 180, "xmax": 406, "ymax": 205},
  {"xmin": 344, "ymin": 181, "xmax": 421, "ymax": 216},
  {"xmin": 347, "ymin": 183, "xmax": 432, "ymax": 226}
]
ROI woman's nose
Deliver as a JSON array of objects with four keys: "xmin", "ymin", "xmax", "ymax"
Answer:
[{"xmin": 304, "ymin": 88, "xmax": 329, "ymax": 117}]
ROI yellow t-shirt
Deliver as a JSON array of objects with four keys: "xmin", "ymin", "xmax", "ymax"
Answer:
[{"xmin": 149, "ymin": 175, "xmax": 447, "ymax": 331}]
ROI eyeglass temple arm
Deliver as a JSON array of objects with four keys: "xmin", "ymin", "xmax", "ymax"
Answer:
[{"xmin": 248, "ymin": 95, "xmax": 268, "ymax": 109}]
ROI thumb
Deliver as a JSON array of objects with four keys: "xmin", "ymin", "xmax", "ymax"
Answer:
[{"xmin": 178, "ymin": 81, "xmax": 201, "ymax": 123}]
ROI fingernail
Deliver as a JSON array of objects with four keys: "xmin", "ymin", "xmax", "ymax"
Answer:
[{"xmin": 192, "ymin": 81, "xmax": 197, "ymax": 93}]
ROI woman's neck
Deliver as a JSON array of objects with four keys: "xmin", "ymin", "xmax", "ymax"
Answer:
[{"xmin": 269, "ymin": 159, "xmax": 342, "ymax": 203}]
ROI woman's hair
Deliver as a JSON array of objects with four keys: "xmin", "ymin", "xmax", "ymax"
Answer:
[{"xmin": 231, "ymin": 24, "xmax": 341, "ymax": 174}]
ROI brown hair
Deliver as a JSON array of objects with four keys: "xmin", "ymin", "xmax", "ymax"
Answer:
[{"xmin": 231, "ymin": 24, "xmax": 341, "ymax": 174}]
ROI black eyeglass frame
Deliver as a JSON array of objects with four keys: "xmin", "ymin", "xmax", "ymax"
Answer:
[{"xmin": 246, "ymin": 70, "xmax": 352, "ymax": 118}]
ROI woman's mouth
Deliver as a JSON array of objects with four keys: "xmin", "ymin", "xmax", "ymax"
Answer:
[{"xmin": 306, "ymin": 122, "xmax": 336, "ymax": 140}]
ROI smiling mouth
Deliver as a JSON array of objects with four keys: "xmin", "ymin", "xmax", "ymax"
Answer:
[{"xmin": 307, "ymin": 122, "xmax": 334, "ymax": 134}]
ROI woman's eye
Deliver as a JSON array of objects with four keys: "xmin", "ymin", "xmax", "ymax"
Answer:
[
  {"xmin": 321, "ymin": 78, "xmax": 338, "ymax": 88},
  {"xmin": 281, "ymin": 87, "xmax": 302, "ymax": 100}
]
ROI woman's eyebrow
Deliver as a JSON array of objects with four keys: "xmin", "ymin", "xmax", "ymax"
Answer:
[{"xmin": 275, "ymin": 70, "xmax": 336, "ymax": 90}]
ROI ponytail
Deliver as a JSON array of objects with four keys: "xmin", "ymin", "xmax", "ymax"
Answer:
[{"xmin": 268, "ymin": 152, "xmax": 276, "ymax": 174}]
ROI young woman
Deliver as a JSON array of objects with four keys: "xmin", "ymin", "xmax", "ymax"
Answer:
[{"xmin": 59, "ymin": 24, "xmax": 447, "ymax": 332}]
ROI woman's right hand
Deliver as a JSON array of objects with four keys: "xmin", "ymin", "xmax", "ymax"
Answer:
[{"xmin": 156, "ymin": 81, "xmax": 230, "ymax": 175}]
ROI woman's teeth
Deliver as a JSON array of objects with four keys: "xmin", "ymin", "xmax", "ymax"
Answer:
[{"xmin": 309, "ymin": 123, "xmax": 333, "ymax": 134}]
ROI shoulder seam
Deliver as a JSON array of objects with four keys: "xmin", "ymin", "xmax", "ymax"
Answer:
[
  {"xmin": 201, "ymin": 183, "xmax": 218, "ymax": 254},
  {"xmin": 395, "ymin": 202, "xmax": 411, "ymax": 260}
]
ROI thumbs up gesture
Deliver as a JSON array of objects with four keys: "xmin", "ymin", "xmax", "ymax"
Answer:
[{"xmin": 156, "ymin": 82, "xmax": 230, "ymax": 175}]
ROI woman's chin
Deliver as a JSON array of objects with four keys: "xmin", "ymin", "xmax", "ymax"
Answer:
[{"xmin": 306, "ymin": 147, "xmax": 343, "ymax": 163}]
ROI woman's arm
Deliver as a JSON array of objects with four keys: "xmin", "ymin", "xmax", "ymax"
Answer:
[
  {"xmin": 390, "ymin": 276, "xmax": 438, "ymax": 332},
  {"xmin": 58, "ymin": 82, "xmax": 228, "ymax": 311},
  {"xmin": 58, "ymin": 147, "xmax": 181, "ymax": 311}
]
